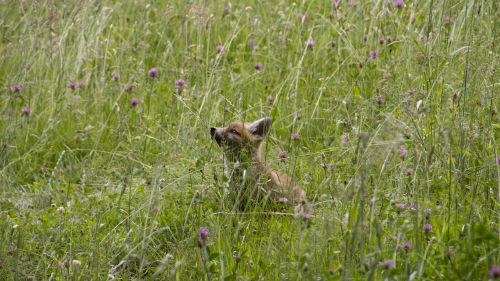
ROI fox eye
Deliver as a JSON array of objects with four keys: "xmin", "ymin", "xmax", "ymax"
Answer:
[{"xmin": 230, "ymin": 129, "xmax": 240, "ymax": 136}]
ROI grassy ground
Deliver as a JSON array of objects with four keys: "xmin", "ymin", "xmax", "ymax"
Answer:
[{"xmin": 1, "ymin": 0, "xmax": 499, "ymax": 280}]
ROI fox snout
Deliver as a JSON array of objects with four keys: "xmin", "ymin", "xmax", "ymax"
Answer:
[{"xmin": 210, "ymin": 127, "xmax": 223, "ymax": 146}]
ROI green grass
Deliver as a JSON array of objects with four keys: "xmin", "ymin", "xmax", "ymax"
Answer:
[{"xmin": 1, "ymin": 0, "xmax": 499, "ymax": 280}]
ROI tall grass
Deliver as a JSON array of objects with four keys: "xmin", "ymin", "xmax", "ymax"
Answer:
[{"xmin": 0, "ymin": 0, "xmax": 498, "ymax": 280}]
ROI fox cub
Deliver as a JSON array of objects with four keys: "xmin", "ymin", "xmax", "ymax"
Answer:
[{"xmin": 210, "ymin": 117, "xmax": 311, "ymax": 217}]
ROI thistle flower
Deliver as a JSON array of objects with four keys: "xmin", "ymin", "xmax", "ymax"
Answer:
[
  {"xmin": 254, "ymin": 62, "xmax": 263, "ymax": 71},
  {"xmin": 175, "ymin": 79, "xmax": 186, "ymax": 90},
  {"xmin": 216, "ymin": 45, "xmax": 224, "ymax": 54},
  {"xmin": 148, "ymin": 67, "xmax": 158, "ymax": 78},
  {"xmin": 291, "ymin": 133, "xmax": 300, "ymax": 140},
  {"xmin": 383, "ymin": 259, "xmax": 394, "ymax": 269},
  {"xmin": 369, "ymin": 50, "xmax": 379, "ymax": 59},
  {"xmin": 131, "ymin": 98, "xmax": 139, "ymax": 107},
  {"xmin": 375, "ymin": 95, "xmax": 383, "ymax": 106},
  {"xmin": 278, "ymin": 151, "xmax": 288, "ymax": 159},
  {"xmin": 10, "ymin": 84, "xmax": 22, "ymax": 93},
  {"xmin": 394, "ymin": 0, "xmax": 405, "ymax": 8},
  {"xmin": 489, "ymin": 265, "xmax": 500, "ymax": 279},
  {"xmin": 22, "ymin": 106, "xmax": 30, "ymax": 116},
  {"xmin": 424, "ymin": 223, "xmax": 433, "ymax": 233},
  {"xmin": 305, "ymin": 39, "xmax": 315, "ymax": 49},
  {"xmin": 76, "ymin": 81, "xmax": 85, "ymax": 89}
]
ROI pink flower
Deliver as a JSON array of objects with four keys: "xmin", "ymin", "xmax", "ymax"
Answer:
[
  {"xmin": 148, "ymin": 67, "xmax": 158, "ymax": 78},
  {"xmin": 175, "ymin": 79, "xmax": 186, "ymax": 90},
  {"xmin": 305, "ymin": 39, "xmax": 315, "ymax": 49},
  {"xmin": 291, "ymin": 133, "xmax": 300, "ymax": 140},
  {"xmin": 10, "ymin": 84, "xmax": 22, "ymax": 93},
  {"xmin": 254, "ymin": 62, "xmax": 263, "ymax": 71},
  {"xmin": 394, "ymin": 0, "xmax": 404, "ymax": 8},
  {"xmin": 22, "ymin": 106, "xmax": 30, "ymax": 116},
  {"xmin": 216, "ymin": 45, "xmax": 224, "ymax": 54},
  {"xmin": 130, "ymin": 98, "xmax": 139, "ymax": 107},
  {"xmin": 278, "ymin": 151, "xmax": 288, "ymax": 159}
]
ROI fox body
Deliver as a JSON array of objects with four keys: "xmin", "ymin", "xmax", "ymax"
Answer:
[{"xmin": 210, "ymin": 118, "xmax": 310, "ymax": 214}]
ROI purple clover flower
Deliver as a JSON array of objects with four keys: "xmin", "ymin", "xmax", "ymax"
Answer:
[
  {"xmin": 396, "ymin": 203, "xmax": 405, "ymax": 211},
  {"xmin": 400, "ymin": 241, "xmax": 412, "ymax": 250},
  {"xmin": 278, "ymin": 151, "xmax": 288, "ymax": 159},
  {"xmin": 394, "ymin": 0, "xmax": 405, "ymax": 8},
  {"xmin": 175, "ymin": 79, "xmax": 186, "ymax": 90},
  {"xmin": 405, "ymin": 167, "xmax": 414, "ymax": 176},
  {"xmin": 148, "ymin": 67, "xmax": 158, "ymax": 78},
  {"xmin": 278, "ymin": 197, "xmax": 289, "ymax": 203},
  {"xmin": 199, "ymin": 227, "xmax": 209, "ymax": 242},
  {"xmin": 369, "ymin": 50, "xmax": 379, "ymax": 59},
  {"xmin": 291, "ymin": 133, "xmax": 300, "ymax": 140},
  {"xmin": 254, "ymin": 62, "xmax": 263, "ymax": 71},
  {"xmin": 424, "ymin": 223, "xmax": 433, "ymax": 233},
  {"xmin": 305, "ymin": 39, "xmax": 315, "ymax": 49},
  {"xmin": 11, "ymin": 84, "xmax": 22, "ymax": 93},
  {"xmin": 216, "ymin": 45, "xmax": 224, "ymax": 54},
  {"xmin": 68, "ymin": 80, "xmax": 77, "ymax": 90},
  {"xmin": 130, "ymin": 98, "xmax": 139, "ymax": 107},
  {"xmin": 489, "ymin": 265, "xmax": 500, "ymax": 279},
  {"xmin": 383, "ymin": 259, "xmax": 394, "ymax": 269},
  {"xmin": 22, "ymin": 106, "xmax": 31, "ymax": 116},
  {"xmin": 399, "ymin": 146, "xmax": 408, "ymax": 159}
]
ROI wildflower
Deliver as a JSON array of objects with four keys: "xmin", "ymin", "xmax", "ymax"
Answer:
[
  {"xmin": 76, "ymin": 81, "xmax": 85, "ymax": 89},
  {"xmin": 198, "ymin": 227, "xmax": 209, "ymax": 242},
  {"xmin": 223, "ymin": 4, "xmax": 230, "ymax": 15},
  {"xmin": 21, "ymin": 106, "xmax": 30, "ymax": 116},
  {"xmin": 394, "ymin": 0, "xmax": 404, "ymax": 8},
  {"xmin": 400, "ymin": 241, "xmax": 412, "ymax": 250},
  {"xmin": 396, "ymin": 203, "xmax": 405, "ymax": 211},
  {"xmin": 369, "ymin": 50, "xmax": 379, "ymax": 59},
  {"xmin": 333, "ymin": 0, "xmax": 341, "ymax": 8},
  {"xmin": 409, "ymin": 203, "xmax": 418, "ymax": 211},
  {"xmin": 278, "ymin": 197, "xmax": 289, "ymax": 203},
  {"xmin": 340, "ymin": 132, "xmax": 350, "ymax": 144},
  {"xmin": 216, "ymin": 45, "xmax": 224, "ymax": 54},
  {"xmin": 248, "ymin": 39, "xmax": 255, "ymax": 48},
  {"xmin": 68, "ymin": 80, "xmax": 77, "ymax": 90},
  {"xmin": 489, "ymin": 265, "xmax": 500, "ymax": 279},
  {"xmin": 383, "ymin": 259, "xmax": 394, "ymax": 269},
  {"xmin": 112, "ymin": 72, "xmax": 120, "ymax": 81},
  {"xmin": 278, "ymin": 151, "xmax": 288, "ymax": 159},
  {"xmin": 124, "ymin": 84, "xmax": 135, "ymax": 92},
  {"xmin": 291, "ymin": 133, "xmax": 300, "ymax": 140},
  {"xmin": 10, "ymin": 84, "xmax": 22, "ymax": 93},
  {"xmin": 305, "ymin": 39, "xmax": 315, "ymax": 49},
  {"xmin": 399, "ymin": 146, "xmax": 408, "ymax": 159},
  {"xmin": 496, "ymin": 156, "xmax": 500, "ymax": 165},
  {"xmin": 303, "ymin": 210, "xmax": 313, "ymax": 219},
  {"xmin": 131, "ymin": 98, "xmax": 139, "ymax": 107},
  {"xmin": 148, "ymin": 67, "xmax": 158, "ymax": 78},
  {"xmin": 405, "ymin": 167, "xmax": 414, "ymax": 176},
  {"xmin": 375, "ymin": 95, "xmax": 383, "ymax": 106},
  {"xmin": 424, "ymin": 223, "xmax": 432, "ymax": 233},
  {"xmin": 175, "ymin": 79, "xmax": 186, "ymax": 90},
  {"xmin": 254, "ymin": 62, "xmax": 263, "ymax": 71}
]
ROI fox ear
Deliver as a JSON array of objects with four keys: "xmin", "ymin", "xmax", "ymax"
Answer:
[{"xmin": 247, "ymin": 117, "xmax": 272, "ymax": 139}]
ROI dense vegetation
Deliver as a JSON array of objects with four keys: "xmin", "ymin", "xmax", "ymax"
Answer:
[{"xmin": 1, "ymin": 0, "xmax": 498, "ymax": 280}]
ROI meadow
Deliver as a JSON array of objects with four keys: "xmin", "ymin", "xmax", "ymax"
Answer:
[{"xmin": 0, "ymin": 0, "xmax": 499, "ymax": 280}]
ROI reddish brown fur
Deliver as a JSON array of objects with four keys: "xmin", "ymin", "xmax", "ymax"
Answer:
[{"xmin": 210, "ymin": 118, "xmax": 311, "ymax": 215}]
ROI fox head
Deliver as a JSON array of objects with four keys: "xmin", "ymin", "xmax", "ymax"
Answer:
[{"xmin": 210, "ymin": 117, "xmax": 272, "ymax": 161}]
